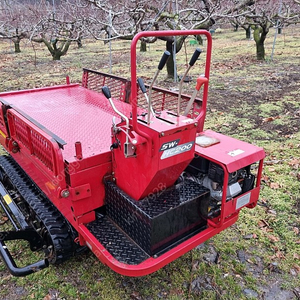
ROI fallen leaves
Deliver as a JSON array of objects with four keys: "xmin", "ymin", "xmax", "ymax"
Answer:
[
  {"xmin": 261, "ymin": 175, "xmax": 282, "ymax": 189},
  {"xmin": 262, "ymin": 115, "xmax": 281, "ymax": 123},
  {"xmin": 258, "ymin": 219, "xmax": 270, "ymax": 229},
  {"xmin": 268, "ymin": 235, "xmax": 280, "ymax": 243},
  {"xmin": 269, "ymin": 182, "xmax": 280, "ymax": 189},
  {"xmin": 0, "ymin": 216, "xmax": 8, "ymax": 225},
  {"xmin": 288, "ymin": 158, "xmax": 300, "ymax": 180},
  {"xmin": 293, "ymin": 253, "xmax": 300, "ymax": 260},
  {"xmin": 267, "ymin": 167, "xmax": 276, "ymax": 172},
  {"xmin": 289, "ymin": 158, "xmax": 300, "ymax": 169},
  {"xmin": 290, "ymin": 264, "xmax": 300, "ymax": 276},
  {"xmin": 270, "ymin": 250, "xmax": 286, "ymax": 260}
]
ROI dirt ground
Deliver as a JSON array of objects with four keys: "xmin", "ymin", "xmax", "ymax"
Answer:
[{"xmin": 210, "ymin": 61, "xmax": 300, "ymax": 138}]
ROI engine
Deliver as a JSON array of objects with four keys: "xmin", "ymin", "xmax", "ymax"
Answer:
[{"xmin": 179, "ymin": 155, "xmax": 255, "ymax": 218}]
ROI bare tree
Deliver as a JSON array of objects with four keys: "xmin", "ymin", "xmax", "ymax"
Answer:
[
  {"xmin": 30, "ymin": 1, "xmax": 91, "ymax": 60},
  {"xmin": 0, "ymin": 0, "xmax": 33, "ymax": 53},
  {"xmin": 227, "ymin": 0, "xmax": 300, "ymax": 60},
  {"xmin": 83, "ymin": 0, "xmax": 222, "ymax": 77}
]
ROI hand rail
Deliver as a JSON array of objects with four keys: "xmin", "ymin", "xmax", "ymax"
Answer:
[{"xmin": 130, "ymin": 30, "xmax": 212, "ymax": 136}]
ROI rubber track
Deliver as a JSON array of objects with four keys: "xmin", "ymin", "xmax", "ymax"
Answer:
[{"xmin": 0, "ymin": 155, "xmax": 77, "ymax": 264}]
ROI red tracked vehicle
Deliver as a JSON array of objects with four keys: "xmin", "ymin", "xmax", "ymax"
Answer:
[{"xmin": 0, "ymin": 30, "xmax": 265, "ymax": 277}]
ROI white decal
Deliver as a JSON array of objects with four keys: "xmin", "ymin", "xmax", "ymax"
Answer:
[
  {"xmin": 160, "ymin": 139, "xmax": 180, "ymax": 151},
  {"xmin": 161, "ymin": 141, "xmax": 194, "ymax": 159},
  {"xmin": 228, "ymin": 149, "xmax": 245, "ymax": 157},
  {"xmin": 236, "ymin": 192, "xmax": 251, "ymax": 210}
]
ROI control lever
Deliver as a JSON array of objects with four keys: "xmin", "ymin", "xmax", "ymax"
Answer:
[
  {"xmin": 137, "ymin": 77, "xmax": 156, "ymax": 122},
  {"xmin": 102, "ymin": 86, "xmax": 129, "ymax": 128},
  {"xmin": 102, "ymin": 86, "xmax": 132, "ymax": 156},
  {"xmin": 148, "ymin": 51, "xmax": 170, "ymax": 124},
  {"xmin": 183, "ymin": 76, "xmax": 208, "ymax": 116},
  {"xmin": 177, "ymin": 48, "xmax": 202, "ymax": 116}
]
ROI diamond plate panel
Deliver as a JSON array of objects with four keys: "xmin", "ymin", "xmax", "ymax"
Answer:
[
  {"xmin": 87, "ymin": 215, "xmax": 149, "ymax": 265},
  {"xmin": 106, "ymin": 180, "xmax": 210, "ymax": 255},
  {"xmin": 0, "ymin": 85, "xmax": 134, "ymax": 163}
]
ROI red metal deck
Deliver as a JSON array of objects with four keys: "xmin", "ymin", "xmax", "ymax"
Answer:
[{"xmin": 0, "ymin": 84, "xmax": 137, "ymax": 163}]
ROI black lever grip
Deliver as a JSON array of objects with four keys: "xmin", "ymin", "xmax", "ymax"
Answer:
[
  {"xmin": 102, "ymin": 86, "xmax": 111, "ymax": 99},
  {"xmin": 189, "ymin": 48, "xmax": 202, "ymax": 66},
  {"xmin": 158, "ymin": 51, "xmax": 171, "ymax": 70},
  {"xmin": 137, "ymin": 78, "xmax": 147, "ymax": 94}
]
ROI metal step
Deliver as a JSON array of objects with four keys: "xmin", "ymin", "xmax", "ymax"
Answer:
[{"xmin": 87, "ymin": 215, "xmax": 150, "ymax": 265}]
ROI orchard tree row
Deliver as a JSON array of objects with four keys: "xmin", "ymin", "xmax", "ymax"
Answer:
[{"xmin": 0, "ymin": 0, "xmax": 299, "ymax": 74}]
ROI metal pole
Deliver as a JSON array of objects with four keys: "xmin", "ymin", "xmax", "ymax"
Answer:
[
  {"xmin": 173, "ymin": 0, "xmax": 178, "ymax": 82},
  {"xmin": 271, "ymin": 0, "xmax": 282, "ymax": 61},
  {"xmin": 173, "ymin": 37, "xmax": 177, "ymax": 82},
  {"xmin": 109, "ymin": 10, "xmax": 112, "ymax": 74},
  {"xmin": 52, "ymin": 0, "xmax": 55, "ymax": 15}
]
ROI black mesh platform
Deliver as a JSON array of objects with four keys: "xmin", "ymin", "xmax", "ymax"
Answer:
[
  {"xmin": 105, "ymin": 180, "xmax": 210, "ymax": 256},
  {"xmin": 87, "ymin": 215, "xmax": 149, "ymax": 265}
]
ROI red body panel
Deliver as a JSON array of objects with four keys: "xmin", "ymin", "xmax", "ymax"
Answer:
[
  {"xmin": 195, "ymin": 130, "xmax": 265, "ymax": 173},
  {"xmin": 112, "ymin": 113, "xmax": 197, "ymax": 200},
  {"xmin": 0, "ymin": 30, "xmax": 265, "ymax": 277}
]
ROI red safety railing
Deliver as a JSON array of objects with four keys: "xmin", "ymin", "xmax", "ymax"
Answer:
[
  {"xmin": 7, "ymin": 110, "xmax": 65, "ymax": 185},
  {"xmin": 82, "ymin": 69, "xmax": 202, "ymax": 115},
  {"xmin": 0, "ymin": 104, "xmax": 8, "ymax": 136}
]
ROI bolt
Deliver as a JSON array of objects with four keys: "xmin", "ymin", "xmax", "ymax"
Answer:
[
  {"xmin": 194, "ymin": 122, "xmax": 198, "ymax": 127},
  {"xmin": 161, "ymin": 132, "xmax": 165, "ymax": 137},
  {"xmin": 61, "ymin": 189, "xmax": 70, "ymax": 198}
]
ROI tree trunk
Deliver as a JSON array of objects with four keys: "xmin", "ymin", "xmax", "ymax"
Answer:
[
  {"xmin": 196, "ymin": 35, "xmax": 203, "ymax": 45},
  {"xmin": 140, "ymin": 40, "xmax": 147, "ymax": 52},
  {"xmin": 253, "ymin": 25, "xmax": 269, "ymax": 60},
  {"xmin": 13, "ymin": 29, "xmax": 22, "ymax": 53},
  {"xmin": 52, "ymin": 42, "xmax": 71, "ymax": 60},
  {"xmin": 245, "ymin": 26, "xmax": 251, "ymax": 39},
  {"xmin": 166, "ymin": 41, "xmax": 174, "ymax": 78},
  {"xmin": 41, "ymin": 38, "xmax": 71, "ymax": 60},
  {"xmin": 255, "ymin": 39, "xmax": 265, "ymax": 60},
  {"xmin": 14, "ymin": 40, "xmax": 21, "ymax": 53},
  {"xmin": 52, "ymin": 52, "xmax": 63, "ymax": 60},
  {"xmin": 77, "ymin": 37, "xmax": 83, "ymax": 48},
  {"xmin": 165, "ymin": 37, "xmax": 185, "ymax": 78}
]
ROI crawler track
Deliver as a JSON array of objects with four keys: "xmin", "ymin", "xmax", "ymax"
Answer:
[{"xmin": 0, "ymin": 155, "xmax": 80, "ymax": 264}]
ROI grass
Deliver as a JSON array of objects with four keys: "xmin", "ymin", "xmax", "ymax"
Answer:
[{"xmin": 0, "ymin": 25, "xmax": 300, "ymax": 299}]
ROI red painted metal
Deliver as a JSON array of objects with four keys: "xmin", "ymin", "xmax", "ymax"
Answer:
[
  {"xmin": 78, "ymin": 213, "xmax": 238, "ymax": 277},
  {"xmin": 0, "ymin": 30, "xmax": 265, "ymax": 277},
  {"xmin": 130, "ymin": 30, "xmax": 212, "ymax": 137},
  {"xmin": 112, "ymin": 113, "xmax": 198, "ymax": 200},
  {"xmin": 195, "ymin": 130, "xmax": 265, "ymax": 173},
  {"xmin": 0, "ymin": 85, "xmax": 126, "ymax": 162}
]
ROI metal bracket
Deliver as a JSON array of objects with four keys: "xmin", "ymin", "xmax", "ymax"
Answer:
[
  {"xmin": 0, "ymin": 228, "xmax": 48, "ymax": 277},
  {"xmin": 124, "ymin": 142, "xmax": 136, "ymax": 158}
]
